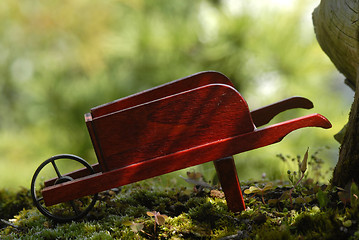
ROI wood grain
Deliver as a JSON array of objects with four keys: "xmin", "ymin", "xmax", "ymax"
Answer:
[
  {"xmin": 91, "ymin": 71, "xmax": 234, "ymax": 118},
  {"xmin": 90, "ymin": 84, "xmax": 254, "ymax": 171},
  {"xmin": 251, "ymin": 97, "xmax": 313, "ymax": 127},
  {"xmin": 313, "ymin": 0, "xmax": 359, "ymax": 85},
  {"xmin": 42, "ymin": 113, "xmax": 331, "ymax": 206},
  {"xmin": 214, "ymin": 156, "xmax": 246, "ymax": 212}
]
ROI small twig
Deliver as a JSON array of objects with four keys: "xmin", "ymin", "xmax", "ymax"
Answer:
[
  {"xmin": 140, "ymin": 230, "xmax": 153, "ymax": 238},
  {"xmin": 261, "ymin": 192, "xmax": 266, "ymax": 204},
  {"xmin": 153, "ymin": 221, "xmax": 157, "ymax": 240},
  {"xmin": 1, "ymin": 219, "xmax": 22, "ymax": 231}
]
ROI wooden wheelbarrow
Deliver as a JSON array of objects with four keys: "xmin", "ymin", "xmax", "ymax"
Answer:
[{"xmin": 30, "ymin": 71, "xmax": 331, "ymax": 222}]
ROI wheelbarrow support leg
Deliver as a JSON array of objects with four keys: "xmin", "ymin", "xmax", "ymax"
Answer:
[{"xmin": 213, "ymin": 156, "xmax": 246, "ymax": 212}]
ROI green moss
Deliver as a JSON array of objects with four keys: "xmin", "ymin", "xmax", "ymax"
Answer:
[
  {"xmin": 188, "ymin": 198, "xmax": 229, "ymax": 229},
  {"xmin": 0, "ymin": 188, "xmax": 33, "ymax": 220},
  {"xmin": 253, "ymin": 226, "xmax": 293, "ymax": 240},
  {"xmin": 2, "ymin": 180, "xmax": 359, "ymax": 239}
]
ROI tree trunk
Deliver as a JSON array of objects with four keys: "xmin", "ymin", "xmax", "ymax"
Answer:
[
  {"xmin": 333, "ymin": 70, "xmax": 359, "ymax": 187},
  {"xmin": 313, "ymin": 0, "xmax": 359, "ymax": 187}
]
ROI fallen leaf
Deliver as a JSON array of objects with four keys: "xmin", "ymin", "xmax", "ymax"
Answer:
[{"xmin": 210, "ymin": 189, "xmax": 225, "ymax": 198}]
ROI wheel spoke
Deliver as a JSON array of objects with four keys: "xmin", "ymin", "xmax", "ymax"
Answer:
[
  {"xmin": 70, "ymin": 201, "xmax": 80, "ymax": 215},
  {"xmin": 51, "ymin": 160, "xmax": 62, "ymax": 178}
]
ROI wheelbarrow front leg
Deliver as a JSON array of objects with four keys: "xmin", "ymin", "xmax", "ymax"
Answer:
[
  {"xmin": 212, "ymin": 113, "xmax": 331, "ymax": 213},
  {"xmin": 213, "ymin": 156, "xmax": 246, "ymax": 212}
]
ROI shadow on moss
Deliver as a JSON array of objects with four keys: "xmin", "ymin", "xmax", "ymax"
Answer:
[{"xmin": 3, "ymin": 180, "xmax": 359, "ymax": 239}]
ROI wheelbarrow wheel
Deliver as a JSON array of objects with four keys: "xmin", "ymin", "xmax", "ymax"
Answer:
[{"xmin": 30, "ymin": 154, "xmax": 98, "ymax": 222}]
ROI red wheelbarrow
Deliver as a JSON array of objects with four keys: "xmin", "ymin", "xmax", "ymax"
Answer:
[{"xmin": 30, "ymin": 71, "xmax": 331, "ymax": 222}]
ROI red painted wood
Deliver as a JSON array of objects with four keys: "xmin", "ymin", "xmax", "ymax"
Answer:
[
  {"xmin": 44, "ymin": 163, "xmax": 101, "ymax": 187},
  {"xmin": 91, "ymin": 71, "xmax": 234, "ymax": 118},
  {"xmin": 214, "ymin": 156, "xmax": 246, "ymax": 212},
  {"xmin": 251, "ymin": 97, "xmax": 314, "ymax": 127},
  {"xmin": 89, "ymin": 84, "xmax": 254, "ymax": 171},
  {"xmin": 85, "ymin": 114, "xmax": 108, "ymax": 171},
  {"xmin": 39, "ymin": 71, "xmax": 332, "ymax": 211},
  {"xmin": 42, "ymin": 113, "xmax": 331, "ymax": 206},
  {"xmin": 43, "ymin": 96, "xmax": 317, "ymax": 188}
]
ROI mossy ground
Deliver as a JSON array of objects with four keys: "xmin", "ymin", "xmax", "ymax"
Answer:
[{"xmin": 1, "ymin": 177, "xmax": 359, "ymax": 240}]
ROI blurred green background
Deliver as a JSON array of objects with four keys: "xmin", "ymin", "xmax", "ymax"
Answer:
[{"xmin": 0, "ymin": 0, "xmax": 352, "ymax": 190}]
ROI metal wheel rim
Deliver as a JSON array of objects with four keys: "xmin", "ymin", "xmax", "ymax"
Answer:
[{"xmin": 30, "ymin": 154, "xmax": 98, "ymax": 222}]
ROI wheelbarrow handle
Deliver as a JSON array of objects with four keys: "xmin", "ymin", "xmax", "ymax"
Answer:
[{"xmin": 251, "ymin": 96, "xmax": 314, "ymax": 127}]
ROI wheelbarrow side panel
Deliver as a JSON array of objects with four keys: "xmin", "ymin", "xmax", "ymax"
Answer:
[
  {"xmin": 43, "ymin": 96, "xmax": 319, "ymax": 186},
  {"xmin": 41, "ymin": 113, "xmax": 331, "ymax": 206},
  {"xmin": 90, "ymin": 84, "xmax": 255, "ymax": 171},
  {"xmin": 85, "ymin": 113, "xmax": 108, "ymax": 171},
  {"xmin": 91, "ymin": 71, "xmax": 234, "ymax": 118}
]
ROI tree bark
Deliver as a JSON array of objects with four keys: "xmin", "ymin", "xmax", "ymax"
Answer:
[
  {"xmin": 332, "ymin": 70, "xmax": 359, "ymax": 187},
  {"xmin": 313, "ymin": 0, "xmax": 359, "ymax": 88},
  {"xmin": 313, "ymin": 0, "xmax": 359, "ymax": 187}
]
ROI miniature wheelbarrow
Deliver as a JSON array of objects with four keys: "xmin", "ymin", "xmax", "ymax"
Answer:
[{"xmin": 30, "ymin": 71, "xmax": 331, "ymax": 222}]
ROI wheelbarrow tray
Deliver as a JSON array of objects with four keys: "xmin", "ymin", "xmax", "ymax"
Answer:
[
  {"xmin": 44, "ymin": 71, "xmax": 316, "ymax": 184},
  {"xmin": 41, "ymin": 72, "xmax": 331, "ymax": 206}
]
